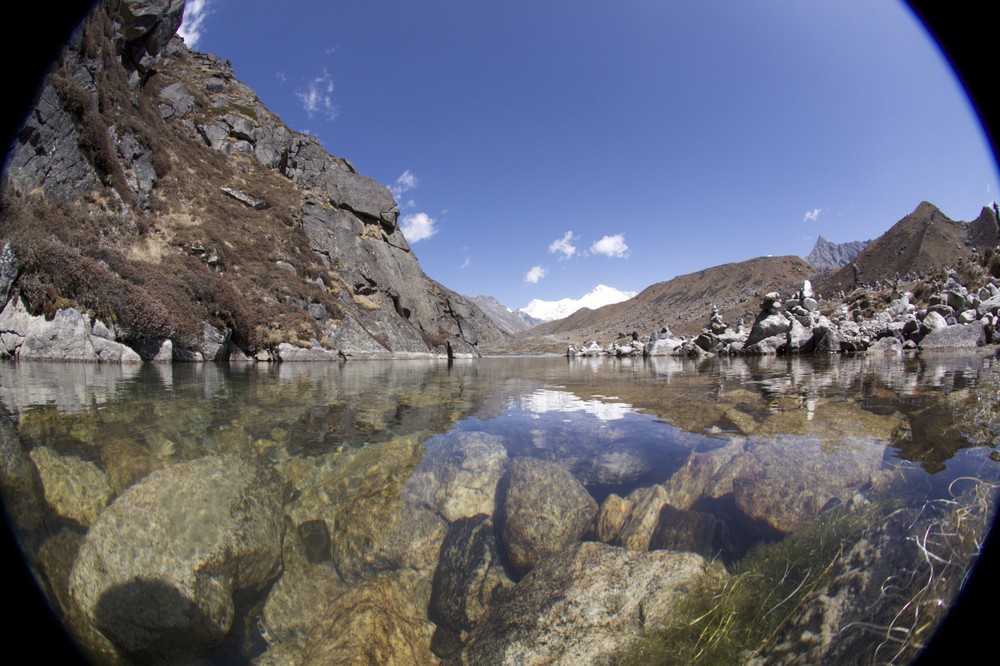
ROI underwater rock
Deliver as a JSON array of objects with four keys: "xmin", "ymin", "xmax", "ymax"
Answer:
[
  {"xmin": 29, "ymin": 445, "xmax": 112, "ymax": 527},
  {"xmin": 501, "ymin": 457, "xmax": 598, "ymax": 575},
  {"xmin": 757, "ymin": 480, "xmax": 997, "ymax": 665},
  {"xmin": 733, "ymin": 436, "xmax": 884, "ymax": 533},
  {"xmin": 649, "ymin": 504, "xmax": 723, "ymax": 559},
  {"xmin": 260, "ymin": 518, "xmax": 348, "ymax": 652},
  {"xmin": 0, "ymin": 416, "xmax": 46, "ymax": 532},
  {"xmin": 69, "ymin": 455, "xmax": 284, "ymax": 659},
  {"xmin": 294, "ymin": 570, "xmax": 436, "ymax": 666},
  {"xmin": 403, "ymin": 430, "xmax": 509, "ymax": 522},
  {"xmin": 460, "ymin": 541, "xmax": 725, "ymax": 665},
  {"xmin": 430, "ymin": 514, "xmax": 514, "ymax": 636}
]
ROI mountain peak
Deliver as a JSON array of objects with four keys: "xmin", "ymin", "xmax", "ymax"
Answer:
[{"xmin": 519, "ymin": 285, "xmax": 637, "ymax": 322}]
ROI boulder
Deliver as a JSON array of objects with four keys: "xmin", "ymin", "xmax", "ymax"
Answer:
[
  {"xmin": 501, "ymin": 458, "xmax": 598, "ymax": 575},
  {"xmin": 595, "ymin": 493, "xmax": 632, "ymax": 543},
  {"xmin": 460, "ymin": 542, "xmax": 725, "ymax": 665},
  {"xmin": 919, "ymin": 320, "xmax": 988, "ymax": 350},
  {"xmin": 745, "ymin": 311, "xmax": 791, "ymax": 347},
  {"xmin": 69, "ymin": 456, "xmax": 284, "ymax": 659}
]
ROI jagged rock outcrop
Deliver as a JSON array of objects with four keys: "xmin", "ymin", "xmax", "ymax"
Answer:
[
  {"xmin": 805, "ymin": 235, "xmax": 869, "ymax": 270},
  {"xmin": 0, "ymin": 0, "xmax": 508, "ymax": 362}
]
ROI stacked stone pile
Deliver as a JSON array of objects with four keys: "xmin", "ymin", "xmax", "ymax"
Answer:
[{"xmin": 566, "ymin": 273, "xmax": 1000, "ymax": 358}]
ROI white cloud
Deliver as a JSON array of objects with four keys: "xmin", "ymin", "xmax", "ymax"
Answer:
[
  {"xmin": 391, "ymin": 170, "xmax": 419, "ymax": 200},
  {"xmin": 400, "ymin": 212, "xmax": 437, "ymax": 243},
  {"xmin": 803, "ymin": 208, "xmax": 821, "ymax": 222},
  {"xmin": 461, "ymin": 256, "xmax": 471, "ymax": 269},
  {"xmin": 275, "ymin": 71, "xmax": 286, "ymax": 84},
  {"xmin": 178, "ymin": 0, "xmax": 210, "ymax": 48},
  {"xmin": 548, "ymin": 231, "xmax": 577, "ymax": 260},
  {"xmin": 590, "ymin": 234, "xmax": 630, "ymax": 258},
  {"xmin": 524, "ymin": 266, "xmax": 548, "ymax": 283},
  {"xmin": 297, "ymin": 71, "xmax": 337, "ymax": 120}
]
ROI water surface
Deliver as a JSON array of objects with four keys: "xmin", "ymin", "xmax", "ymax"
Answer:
[{"xmin": 1, "ymin": 354, "xmax": 997, "ymax": 663}]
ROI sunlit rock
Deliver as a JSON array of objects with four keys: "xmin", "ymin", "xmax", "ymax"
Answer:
[
  {"xmin": 595, "ymin": 493, "xmax": 633, "ymax": 543},
  {"xmin": 69, "ymin": 455, "xmax": 284, "ymax": 659},
  {"xmin": 919, "ymin": 320, "xmax": 988, "ymax": 349},
  {"xmin": 460, "ymin": 542, "xmax": 726, "ymax": 665},
  {"xmin": 616, "ymin": 484, "xmax": 671, "ymax": 551},
  {"xmin": 501, "ymin": 457, "xmax": 598, "ymax": 574}
]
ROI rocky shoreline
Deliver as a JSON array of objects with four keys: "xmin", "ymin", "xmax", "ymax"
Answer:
[{"xmin": 568, "ymin": 272, "xmax": 1000, "ymax": 359}]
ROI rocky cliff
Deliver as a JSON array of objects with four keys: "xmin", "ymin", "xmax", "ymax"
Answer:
[
  {"xmin": 805, "ymin": 235, "xmax": 869, "ymax": 270},
  {"xmin": 0, "ymin": 0, "xmax": 508, "ymax": 362}
]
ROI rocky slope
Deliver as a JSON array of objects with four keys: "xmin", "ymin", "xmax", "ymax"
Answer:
[
  {"xmin": 467, "ymin": 295, "xmax": 540, "ymax": 335},
  {"xmin": 528, "ymin": 255, "xmax": 816, "ymax": 344},
  {"xmin": 522, "ymin": 203, "xmax": 1000, "ymax": 355},
  {"xmin": 0, "ymin": 0, "xmax": 508, "ymax": 363},
  {"xmin": 817, "ymin": 201, "xmax": 997, "ymax": 294}
]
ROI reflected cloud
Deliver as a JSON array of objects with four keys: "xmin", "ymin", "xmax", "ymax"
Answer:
[{"xmin": 513, "ymin": 389, "xmax": 638, "ymax": 421}]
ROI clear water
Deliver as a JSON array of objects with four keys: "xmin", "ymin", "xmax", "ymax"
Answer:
[{"xmin": 1, "ymin": 353, "xmax": 997, "ymax": 663}]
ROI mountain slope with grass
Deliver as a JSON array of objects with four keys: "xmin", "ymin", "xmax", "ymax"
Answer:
[{"xmin": 0, "ymin": 0, "xmax": 508, "ymax": 362}]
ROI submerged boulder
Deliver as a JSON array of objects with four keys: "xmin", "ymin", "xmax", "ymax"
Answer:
[
  {"xmin": 460, "ymin": 542, "xmax": 725, "ymax": 665},
  {"xmin": 501, "ymin": 457, "xmax": 598, "ymax": 575},
  {"xmin": 69, "ymin": 455, "xmax": 284, "ymax": 659}
]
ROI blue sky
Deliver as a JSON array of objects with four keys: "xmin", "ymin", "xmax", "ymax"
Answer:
[{"xmin": 181, "ymin": 0, "xmax": 998, "ymax": 310}]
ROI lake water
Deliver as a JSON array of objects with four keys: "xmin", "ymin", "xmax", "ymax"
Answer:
[{"xmin": 1, "ymin": 353, "xmax": 998, "ymax": 663}]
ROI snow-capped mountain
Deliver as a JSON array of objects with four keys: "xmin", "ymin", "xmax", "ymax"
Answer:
[{"xmin": 519, "ymin": 284, "xmax": 637, "ymax": 322}]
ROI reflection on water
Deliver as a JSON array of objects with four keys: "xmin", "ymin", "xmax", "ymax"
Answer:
[{"xmin": 1, "ymin": 354, "xmax": 998, "ymax": 663}]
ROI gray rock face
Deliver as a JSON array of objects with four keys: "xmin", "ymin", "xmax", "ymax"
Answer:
[
  {"xmin": 0, "ymin": 298, "xmax": 141, "ymax": 363},
  {"xmin": 805, "ymin": 235, "xmax": 869, "ymax": 270},
  {"xmin": 5, "ymin": 82, "xmax": 100, "ymax": 200},
  {"xmin": 112, "ymin": 127, "xmax": 157, "ymax": 209},
  {"xmin": 283, "ymin": 136, "xmax": 398, "ymax": 227},
  {"xmin": 501, "ymin": 458, "xmax": 598, "ymax": 574},
  {"xmin": 460, "ymin": 542, "xmax": 724, "ymax": 665},
  {"xmin": 0, "ymin": 244, "xmax": 18, "ymax": 311},
  {"xmin": 116, "ymin": 0, "xmax": 186, "ymax": 78},
  {"xmin": 69, "ymin": 456, "xmax": 284, "ymax": 658}
]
